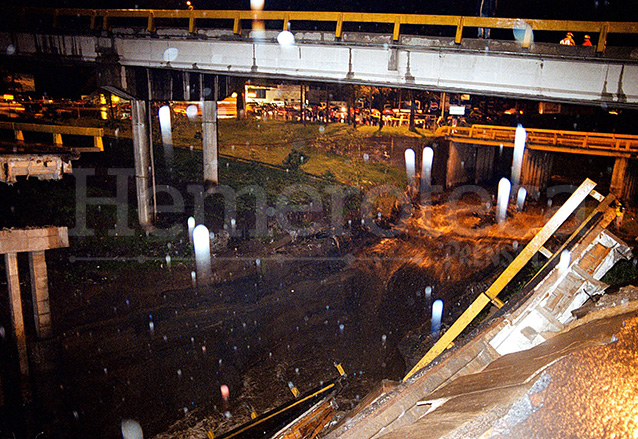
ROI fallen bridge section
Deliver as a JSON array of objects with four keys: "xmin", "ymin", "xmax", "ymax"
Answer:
[{"xmin": 325, "ymin": 181, "xmax": 632, "ymax": 439}]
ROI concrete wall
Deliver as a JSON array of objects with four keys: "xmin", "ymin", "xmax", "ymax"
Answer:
[
  {"xmin": 445, "ymin": 141, "xmax": 496, "ymax": 188},
  {"xmin": 520, "ymin": 149, "xmax": 554, "ymax": 199}
]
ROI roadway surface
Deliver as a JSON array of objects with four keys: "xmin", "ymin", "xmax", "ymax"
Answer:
[{"xmin": 381, "ymin": 286, "xmax": 638, "ymax": 439}]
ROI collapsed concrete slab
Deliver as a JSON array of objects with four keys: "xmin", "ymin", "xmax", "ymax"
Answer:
[{"xmin": 325, "ymin": 182, "xmax": 633, "ymax": 439}]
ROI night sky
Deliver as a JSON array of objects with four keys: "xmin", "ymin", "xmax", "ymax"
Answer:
[{"xmin": 6, "ymin": 0, "xmax": 638, "ymax": 21}]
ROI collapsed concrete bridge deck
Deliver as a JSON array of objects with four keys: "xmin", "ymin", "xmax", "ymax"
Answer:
[{"xmin": 325, "ymin": 179, "xmax": 634, "ymax": 438}]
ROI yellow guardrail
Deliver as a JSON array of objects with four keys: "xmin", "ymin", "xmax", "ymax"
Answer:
[
  {"xmin": 14, "ymin": 7, "xmax": 638, "ymax": 53},
  {"xmin": 0, "ymin": 121, "xmax": 104, "ymax": 151},
  {"xmin": 436, "ymin": 124, "xmax": 638, "ymax": 157}
]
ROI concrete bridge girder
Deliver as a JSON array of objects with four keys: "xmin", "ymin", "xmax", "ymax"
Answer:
[{"xmin": 3, "ymin": 31, "xmax": 638, "ymax": 107}]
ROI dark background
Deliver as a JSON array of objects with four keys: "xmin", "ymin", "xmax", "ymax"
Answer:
[{"xmin": 5, "ymin": 0, "xmax": 638, "ymax": 21}]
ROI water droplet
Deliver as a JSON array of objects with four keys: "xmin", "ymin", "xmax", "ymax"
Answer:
[
  {"xmin": 121, "ymin": 419, "xmax": 143, "ymax": 439},
  {"xmin": 221, "ymin": 384, "xmax": 230, "ymax": 400},
  {"xmin": 163, "ymin": 47, "xmax": 179, "ymax": 62}
]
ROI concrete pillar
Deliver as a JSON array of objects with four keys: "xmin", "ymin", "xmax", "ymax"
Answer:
[
  {"xmin": 5, "ymin": 252, "xmax": 29, "ymax": 379},
  {"xmin": 446, "ymin": 141, "xmax": 462, "ymax": 188},
  {"xmin": 182, "ymin": 71, "xmax": 191, "ymax": 101},
  {"xmin": 446, "ymin": 141, "xmax": 478, "ymax": 187},
  {"xmin": 521, "ymin": 150, "xmax": 553, "ymax": 196},
  {"xmin": 131, "ymin": 99, "xmax": 153, "ymax": 229},
  {"xmin": 28, "ymin": 251, "xmax": 52, "ymax": 339},
  {"xmin": 475, "ymin": 145, "xmax": 495, "ymax": 184},
  {"xmin": 201, "ymin": 100, "xmax": 219, "ymax": 186}
]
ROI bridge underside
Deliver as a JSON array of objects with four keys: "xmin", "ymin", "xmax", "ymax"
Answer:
[{"xmin": 2, "ymin": 30, "xmax": 637, "ymax": 107}]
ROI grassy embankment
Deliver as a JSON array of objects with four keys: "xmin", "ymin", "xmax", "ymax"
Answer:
[{"xmin": 0, "ymin": 116, "xmax": 435, "ymax": 280}]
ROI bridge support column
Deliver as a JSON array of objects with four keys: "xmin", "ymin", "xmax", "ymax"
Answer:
[
  {"xmin": 131, "ymin": 99, "xmax": 153, "ymax": 229},
  {"xmin": 5, "ymin": 252, "xmax": 29, "ymax": 382},
  {"xmin": 521, "ymin": 150, "xmax": 554, "ymax": 199},
  {"xmin": 28, "ymin": 251, "xmax": 52, "ymax": 339},
  {"xmin": 474, "ymin": 145, "xmax": 495, "ymax": 184},
  {"xmin": 201, "ymin": 100, "xmax": 219, "ymax": 186},
  {"xmin": 446, "ymin": 142, "xmax": 494, "ymax": 187},
  {"xmin": 610, "ymin": 158, "xmax": 638, "ymax": 203},
  {"xmin": 1, "ymin": 227, "xmax": 68, "ymax": 400},
  {"xmin": 446, "ymin": 141, "xmax": 471, "ymax": 187}
]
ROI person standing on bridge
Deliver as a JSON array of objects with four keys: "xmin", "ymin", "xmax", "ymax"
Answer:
[
  {"xmin": 477, "ymin": 0, "xmax": 497, "ymax": 39},
  {"xmin": 582, "ymin": 35, "xmax": 593, "ymax": 46},
  {"xmin": 560, "ymin": 32, "xmax": 575, "ymax": 45}
]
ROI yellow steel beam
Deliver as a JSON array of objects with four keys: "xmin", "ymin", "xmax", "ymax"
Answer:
[
  {"xmin": 233, "ymin": 12, "xmax": 241, "ymax": 35},
  {"xmin": 188, "ymin": 10, "xmax": 197, "ymax": 34},
  {"xmin": 335, "ymin": 13, "xmax": 343, "ymax": 39},
  {"xmin": 15, "ymin": 7, "xmax": 638, "ymax": 49},
  {"xmin": 0, "ymin": 122, "xmax": 103, "ymax": 137},
  {"xmin": 598, "ymin": 23, "xmax": 609, "ymax": 52},
  {"xmin": 0, "ymin": 122, "xmax": 104, "ymax": 150},
  {"xmin": 283, "ymin": 12, "xmax": 290, "ymax": 31},
  {"xmin": 147, "ymin": 11, "xmax": 155, "ymax": 33},
  {"xmin": 392, "ymin": 16, "xmax": 401, "ymax": 41},
  {"xmin": 403, "ymin": 178, "xmax": 598, "ymax": 381},
  {"xmin": 454, "ymin": 16, "xmax": 464, "ymax": 44},
  {"xmin": 439, "ymin": 124, "xmax": 638, "ymax": 158}
]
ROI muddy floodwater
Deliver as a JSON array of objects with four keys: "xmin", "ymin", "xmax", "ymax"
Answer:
[
  {"xmin": 1, "ymin": 201, "xmax": 555, "ymax": 439},
  {"xmin": 0, "ymin": 135, "xmax": 571, "ymax": 439}
]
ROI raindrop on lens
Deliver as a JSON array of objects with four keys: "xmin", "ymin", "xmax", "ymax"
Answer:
[
  {"xmin": 186, "ymin": 104, "xmax": 198, "ymax": 120},
  {"xmin": 163, "ymin": 47, "xmax": 179, "ymax": 62},
  {"xmin": 121, "ymin": 419, "xmax": 144, "ymax": 439},
  {"xmin": 277, "ymin": 30, "xmax": 295, "ymax": 46}
]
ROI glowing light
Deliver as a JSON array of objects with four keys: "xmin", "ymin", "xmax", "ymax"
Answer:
[
  {"xmin": 404, "ymin": 148, "xmax": 416, "ymax": 187},
  {"xmin": 420, "ymin": 146, "xmax": 434, "ymax": 192},
  {"xmin": 163, "ymin": 48, "xmax": 179, "ymax": 62},
  {"xmin": 431, "ymin": 299, "xmax": 443, "ymax": 337},
  {"xmin": 220, "ymin": 384, "xmax": 230, "ymax": 401},
  {"xmin": 513, "ymin": 21, "xmax": 534, "ymax": 46},
  {"xmin": 516, "ymin": 187, "xmax": 527, "ymax": 211},
  {"xmin": 193, "ymin": 224, "xmax": 212, "ymax": 285},
  {"xmin": 558, "ymin": 249, "xmax": 571, "ymax": 275},
  {"xmin": 277, "ymin": 30, "xmax": 295, "ymax": 46},
  {"xmin": 186, "ymin": 104, "xmax": 199, "ymax": 120},
  {"xmin": 512, "ymin": 124, "xmax": 526, "ymax": 188},
  {"xmin": 187, "ymin": 216, "xmax": 195, "ymax": 245},
  {"xmin": 158, "ymin": 105, "xmax": 174, "ymax": 163},
  {"xmin": 250, "ymin": 0, "xmax": 264, "ymax": 9},
  {"xmin": 497, "ymin": 178, "xmax": 511, "ymax": 225},
  {"xmin": 121, "ymin": 420, "xmax": 144, "ymax": 439}
]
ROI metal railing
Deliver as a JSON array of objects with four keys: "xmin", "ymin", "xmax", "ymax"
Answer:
[
  {"xmin": 436, "ymin": 124, "xmax": 638, "ymax": 157},
  {"xmin": 0, "ymin": 121, "xmax": 104, "ymax": 151},
  {"xmin": 12, "ymin": 7, "xmax": 638, "ymax": 53}
]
